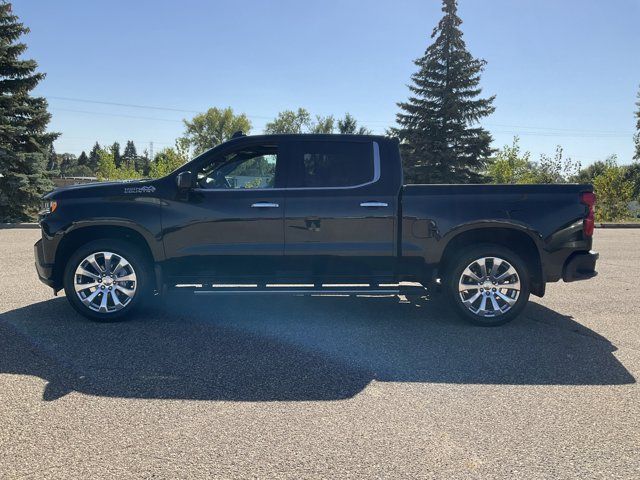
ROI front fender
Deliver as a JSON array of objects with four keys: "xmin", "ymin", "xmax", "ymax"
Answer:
[{"xmin": 39, "ymin": 195, "xmax": 164, "ymax": 265}]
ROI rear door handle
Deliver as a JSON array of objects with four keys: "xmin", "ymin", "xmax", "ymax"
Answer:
[
  {"xmin": 360, "ymin": 202, "xmax": 388, "ymax": 208},
  {"xmin": 251, "ymin": 202, "xmax": 280, "ymax": 208}
]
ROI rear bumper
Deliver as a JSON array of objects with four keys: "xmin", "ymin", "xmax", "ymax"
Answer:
[
  {"xmin": 563, "ymin": 250, "xmax": 599, "ymax": 282},
  {"xmin": 34, "ymin": 239, "xmax": 56, "ymax": 288}
]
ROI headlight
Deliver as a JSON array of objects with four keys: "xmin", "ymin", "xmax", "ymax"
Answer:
[{"xmin": 40, "ymin": 200, "xmax": 58, "ymax": 216}]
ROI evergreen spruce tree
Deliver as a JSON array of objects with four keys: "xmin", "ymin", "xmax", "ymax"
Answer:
[
  {"xmin": 394, "ymin": 0, "xmax": 495, "ymax": 183},
  {"xmin": 122, "ymin": 140, "xmax": 137, "ymax": 168},
  {"xmin": 88, "ymin": 142, "xmax": 101, "ymax": 172},
  {"xmin": 338, "ymin": 113, "xmax": 372, "ymax": 135},
  {"xmin": 111, "ymin": 141, "xmax": 121, "ymax": 168},
  {"xmin": 58, "ymin": 153, "xmax": 77, "ymax": 176},
  {"xmin": 136, "ymin": 148, "xmax": 150, "ymax": 175},
  {"xmin": 634, "ymin": 85, "xmax": 639, "ymax": 161},
  {"xmin": 46, "ymin": 143, "xmax": 56, "ymax": 171},
  {"xmin": 77, "ymin": 150, "xmax": 88, "ymax": 167},
  {"xmin": 0, "ymin": 2, "xmax": 58, "ymax": 221}
]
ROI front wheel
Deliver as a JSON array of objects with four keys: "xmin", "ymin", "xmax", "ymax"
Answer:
[
  {"xmin": 63, "ymin": 239, "xmax": 151, "ymax": 321},
  {"xmin": 446, "ymin": 244, "xmax": 531, "ymax": 326}
]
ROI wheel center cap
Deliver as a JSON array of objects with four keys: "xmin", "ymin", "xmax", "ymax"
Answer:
[
  {"xmin": 482, "ymin": 281, "xmax": 493, "ymax": 290},
  {"xmin": 103, "ymin": 276, "xmax": 114, "ymax": 286}
]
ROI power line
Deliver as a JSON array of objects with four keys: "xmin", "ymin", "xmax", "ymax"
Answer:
[
  {"xmin": 486, "ymin": 123, "xmax": 634, "ymax": 135},
  {"xmin": 54, "ymin": 135, "xmax": 173, "ymax": 146},
  {"xmin": 46, "ymin": 95, "xmax": 635, "ymax": 137},
  {"xmin": 50, "ymin": 107, "xmax": 631, "ymax": 138},
  {"xmin": 50, "ymin": 107, "xmax": 184, "ymax": 123},
  {"xmin": 491, "ymin": 130, "xmax": 630, "ymax": 138},
  {"xmin": 47, "ymin": 96, "xmax": 202, "ymax": 114},
  {"xmin": 56, "ymin": 134, "xmax": 171, "ymax": 143},
  {"xmin": 46, "ymin": 96, "xmax": 273, "ymax": 120}
]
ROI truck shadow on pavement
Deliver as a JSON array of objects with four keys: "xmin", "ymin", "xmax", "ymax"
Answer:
[{"xmin": 0, "ymin": 294, "xmax": 634, "ymax": 402}]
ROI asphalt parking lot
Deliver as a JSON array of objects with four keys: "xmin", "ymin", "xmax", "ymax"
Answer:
[{"xmin": 0, "ymin": 228, "xmax": 638, "ymax": 479}]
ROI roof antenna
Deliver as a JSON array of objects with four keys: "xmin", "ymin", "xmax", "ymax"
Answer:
[{"xmin": 231, "ymin": 130, "xmax": 246, "ymax": 139}]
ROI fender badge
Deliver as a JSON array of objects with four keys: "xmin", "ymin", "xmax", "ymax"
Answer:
[{"xmin": 124, "ymin": 185, "xmax": 156, "ymax": 194}]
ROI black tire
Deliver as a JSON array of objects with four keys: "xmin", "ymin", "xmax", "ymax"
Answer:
[
  {"xmin": 63, "ymin": 239, "xmax": 152, "ymax": 321},
  {"xmin": 446, "ymin": 244, "xmax": 530, "ymax": 326}
]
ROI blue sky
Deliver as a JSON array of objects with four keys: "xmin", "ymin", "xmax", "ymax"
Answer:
[{"xmin": 14, "ymin": 0, "xmax": 640, "ymax": 166}]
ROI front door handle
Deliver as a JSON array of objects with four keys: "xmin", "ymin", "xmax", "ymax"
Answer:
[
  {"xmin": 251, "ymin": 202, "xmax": 280, "ymax": 208},
  {"xmin": 360, "ymin": 202, "xmax": 388, "ymax": 208}
]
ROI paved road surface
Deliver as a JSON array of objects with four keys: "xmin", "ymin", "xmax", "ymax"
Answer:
[{"xmin": 0, "ymin": 229, "xmax": 638, "ymax": 478}]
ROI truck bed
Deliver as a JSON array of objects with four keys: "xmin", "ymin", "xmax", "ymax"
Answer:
[{"xmin": 400, "ymin": 183, "xmax": 594, "ymax": 287}]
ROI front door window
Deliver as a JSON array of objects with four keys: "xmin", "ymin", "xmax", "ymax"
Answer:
[{"xmin": 198, "ymin": 146, "xmax": 278, "ymax": 189}]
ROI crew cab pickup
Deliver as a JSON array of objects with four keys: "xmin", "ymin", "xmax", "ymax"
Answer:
[{"xmin": 35, "ymin": 134, "xmax": 598, "ymax": 325}]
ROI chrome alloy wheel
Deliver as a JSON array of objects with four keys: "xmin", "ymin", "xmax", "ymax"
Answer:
[
  {"xmin": 73, "ymin": 251, "xmax": 137, "ymax": 313},
  {"xmin": 458, "ymin": 256, "xmax": 521, "ymax": 318}
]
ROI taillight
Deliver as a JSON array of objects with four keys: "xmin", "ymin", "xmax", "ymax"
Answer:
[{"xmin": 581, "ymin": 191, "xmax": 596, "ymax": 237}]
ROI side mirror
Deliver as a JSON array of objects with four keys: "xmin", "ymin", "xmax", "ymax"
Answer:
[{"xmin": 176, "ymin": 171, "xmax": 194, "ymax": 191}]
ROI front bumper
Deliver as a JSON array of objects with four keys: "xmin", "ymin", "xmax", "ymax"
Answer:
[
  {"xmin": 563, "ymin": 250, "xmax": 599, "ymax": 282},
  {"xmin": 34, "ymin": 239, "xmax": 56, "ymax": 288}
]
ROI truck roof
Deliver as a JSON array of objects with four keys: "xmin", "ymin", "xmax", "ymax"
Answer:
[{"xmin": 223, "ymin": 133, "xmax": 394, "ymax": 144}]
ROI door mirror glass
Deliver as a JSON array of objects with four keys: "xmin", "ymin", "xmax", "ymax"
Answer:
[{"xmin": 176, "ymin": 171, "xmax": 194, "ymax": 190}]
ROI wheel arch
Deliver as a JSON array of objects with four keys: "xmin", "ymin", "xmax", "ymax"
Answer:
[
  {"xmin": 53, "ymin": 224, "xmax": 159, "ymax": 289},
  {"xmin": 438, "ymin": 225, "xmax": 545, "ymax": 297}
]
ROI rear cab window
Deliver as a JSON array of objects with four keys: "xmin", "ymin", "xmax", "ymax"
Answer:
[{"xmin": 286, "ymin": 140, "xmax": 375, "ymax": 188}]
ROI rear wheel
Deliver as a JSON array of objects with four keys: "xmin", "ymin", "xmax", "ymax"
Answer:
[
  {"xmin": 446, "ymin": 244, "xmax": 530, "ymax": 326},
  {"xmin": 63, "ymin": 239, "xmax": 151, "ymax": 321}
]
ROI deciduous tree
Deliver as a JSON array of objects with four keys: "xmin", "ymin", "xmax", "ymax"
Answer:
[
  {"xmin": 182, "ymin": 107, "xmax": 251, "ymax": 155},
  {"xmin": 149, "ymin": 145, "xmax": 187, "ymax": 178},
  {"xmin": 623, "ymin": 162, "xmax": 640, "ymax": 200},
  {"xmin": 309, "ymin": 115, "xmax": 335, "ymax": 134},
  {"xmin": 486, "ymin": 137, "xmax": 535, "ymax": 184},
  {"xmin": 534, "ymin": 146, "xmax": 580, "ymax": 183},
  {"xmin": 571, "ymin": 160, "xmax": 608, "ymax": 184},
  {"xmin": 592, "ymin": 158, "xmax": 633, "ymax": 221},
  {"xmin": 264, "ymin": 108, "xmax": 311, "ymax": 134},
  {"xmin": 96, "ymin": 148, "xmax": 116, "ymax": 180}
]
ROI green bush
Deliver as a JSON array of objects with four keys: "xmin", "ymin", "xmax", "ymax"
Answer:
[
  {"xmin": 487, "ymin": 138, "xmax": 580, "ymax": 184},
  {"xmin": 592, "ymin": 159, "xmax": 633, "ymax": 221}
]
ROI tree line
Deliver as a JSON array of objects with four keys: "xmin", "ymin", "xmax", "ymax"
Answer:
[
  {"xmin": 42, "ymin": 108, "xmax": 373, "ymax": 183},
  {"xmin": 47, "ymin": 140, "xmax": 150, "ymax": 178},
  {"xmin": 1, "ymin": 0, "xmax": 639, "ymax": 223}
]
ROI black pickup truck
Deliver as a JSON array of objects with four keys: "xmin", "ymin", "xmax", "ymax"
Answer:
[{"xmin": 35, "ymin": 134, "xmax": 598, "ymax": 326}]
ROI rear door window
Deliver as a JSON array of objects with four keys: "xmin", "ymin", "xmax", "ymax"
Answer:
[{"xmin": 287, "ymin": 141, "xmax": 374, "ymax": 188}]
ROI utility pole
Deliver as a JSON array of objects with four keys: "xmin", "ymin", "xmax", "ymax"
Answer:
[{"xmin": 149, "ymin": 141, "xmax": 154, "ymax": 161}]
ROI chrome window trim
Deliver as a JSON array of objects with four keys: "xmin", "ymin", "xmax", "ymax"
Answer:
[{"xmin": 193, "ymin": 141, "xmax": 380, "ymax": 192}]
